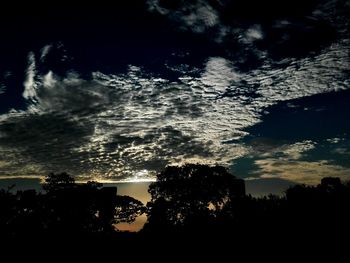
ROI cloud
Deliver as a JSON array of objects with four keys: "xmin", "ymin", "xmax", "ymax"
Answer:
[
  {"xmin": 234, "ymin": 135, "xmax": 350, "ymax": 185},
  {"xmin": 200, "ymin": 57, "xmax": 241, "ymax": 93},
  {"xmin": 40, "ymin": 44, "xmax": 52, "ymax": 62},
  {"xmin": 299, "ymin": 136, "xmax": 350, "ymax": 169},
  {"xmin": 281, "ymin": 141, "xmax": 316, "ymax": 160},
  {"xmin": 22, "ymin": 52, "xmax": 38, "ymax": 102},
  {"xmin": 148, "ymin": 0, "xmax": 219, "ymax": 33},
  {"xmin": 0, "ymin": 31, "xmax": 349, "ymax": 182},
  {"xmin": 326, "ymin": 137, "xmax": 343, "ymax": 144},
  {"xmin": 231, "ymin": 139, "xmax": 318, "ymax": 181},
  {"xmin": 0, "ymin": 113, "xmax": 95, "ymax": 176},
  {"xmin": 0, "ymin": 54, "xmax": 249, "ymax": 180},
  {"xmin": 147, "ymin": 0, "xmax": 348, "ymax": 65},
  {"xmin": 242, "ymin": 25, "xmax": 264, "ymax": 43},
  {"xmin": 0, "ymin": 72, "xmax": 9, "ymax": 95},
  {"xmin": 255, "ymin": 159, "xmax": 350, "ymax": 185}
]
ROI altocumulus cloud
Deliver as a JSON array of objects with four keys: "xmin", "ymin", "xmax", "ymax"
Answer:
[
  {"xmin": 0, "ymin": 0, "xmax": 349, "ymax": 183},
  {"xmin": 238, "ymin": 137, "xmax": 350, "ymax": 185},
  {"xmin": 0, "ymin": 32, "xmax": 349, "ymax": 182},
  {"xmin": 238, "ymin": 88, "xmax": 350, "ymax": 185}
]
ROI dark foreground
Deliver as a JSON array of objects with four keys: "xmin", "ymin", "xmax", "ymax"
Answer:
[{"xmin": 1, "ymin": 165, "xmax": 349, "ymax": 257}]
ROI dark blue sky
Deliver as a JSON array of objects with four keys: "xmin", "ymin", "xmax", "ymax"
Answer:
[{"xmin": 0, "ymin": 0, "xmax": 349, "ymax": 193}]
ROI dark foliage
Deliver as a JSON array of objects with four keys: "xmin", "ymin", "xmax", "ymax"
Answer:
[
  {"xmin": 141, "ymin": 164, "xmax": 350, "ymax": 250},
  {"xmin": 144, "ymin": 164, "xmax": 245, "ymax": 232},
  {"xmin": 1, "ymin": 165, "xmax": 350, "ymax": 253},
  {"xmin": 115, "ymin": 195, "xmax": 147, "ymax": 224},
  {"xmin": 0, "ymin": 173, "xmax": 146, "ymax": 239},
  {"xmin": 42, "ymin": 172, "xmax": 76, "ymax": 191}
]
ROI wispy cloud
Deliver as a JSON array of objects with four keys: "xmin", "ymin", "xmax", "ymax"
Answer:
[
  {"xmin": 22, "ymin": 52, "xmax": 38, "ymax": 103},
  {"xmin": 148, "ymin": 0, "xmax": 219, "ymax": 33},
  {"xmin": 236, "ymin": 135, "xmax": 350, "ymax": 185},
  {"xmin": 242, "ymin": 25, "xmax": 264, "ymax": 43},
  {"xmin": 256, "ymin": 159, "xmax": 350, "ymax": 185},
  {"xmin": 147, "ymin": 0, "xmax": 349, "ymax": 65},
  {"xmin": 40, "ymin": 44, "xmax": 52, "ymax": 62}
]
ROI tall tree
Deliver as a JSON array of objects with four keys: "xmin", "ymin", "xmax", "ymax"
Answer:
[{"xmin": 145, "ymin": 164, "xmax": 245, "ymax": 231}]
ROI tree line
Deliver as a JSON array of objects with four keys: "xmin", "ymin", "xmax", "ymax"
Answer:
[{"xmin": 1, "ymin": 163, "xmax": 350, "ymax": 246}]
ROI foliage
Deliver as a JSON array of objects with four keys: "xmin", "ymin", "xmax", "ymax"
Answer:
[
  {"xmin": 42, "ymin": 172, "xmax": 76, "ymax": 191},
  {"xmin": 0, "ymin": 172, "xmax": 146, "ymax": 237},
  {"xmin": 115, "ymin": 195, "xmax": 147, "ymax": 224},
  {"xmin": 1, "ymin": 166, "xmax": 350, "ymax": 245},
  {"xmin": 146, "ymin": 164, "xmax": 245, "ymax": 230}
]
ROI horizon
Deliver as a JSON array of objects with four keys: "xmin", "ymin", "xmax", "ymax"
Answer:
[{"xmin": 0, "ymin": 169, "xmax": 300, "ymax": 232}]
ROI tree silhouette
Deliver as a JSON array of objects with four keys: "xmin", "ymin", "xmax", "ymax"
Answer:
[
  {"xmin": 1, "ymin": 168, "xmax": 350, "ymax": 249},
  {"xmin": 144, "ymin": 164, "xmax": 245, "ymax": 232},
  {"xmin": 0, "ymin": 172, "xmax": 147, "ymax": 237},
  {"xmin": 42, "ymin": 172, "xmax": 76, "ymax": 191},
  {"xmin": 42, "ymin": 174, "xmax": 147, "ymax": 233},
  {"xmin": 42, "ymin": 174, "xmax": 105, "ymax": 233},
  {"xmin": 115, "ymin": 195, "xmax": 146, "ymax": 224}
]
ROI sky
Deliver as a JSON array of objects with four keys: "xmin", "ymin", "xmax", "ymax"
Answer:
[{"xmin": 0, "ymin": 0, "xmax": 349, "ymax": 195}]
